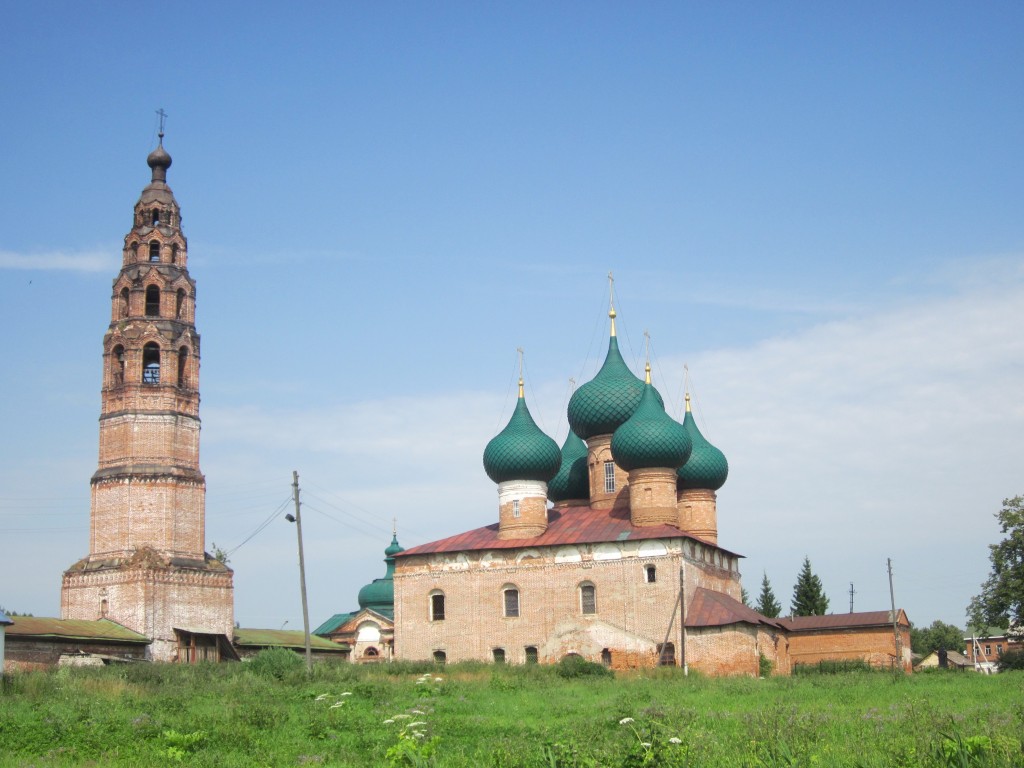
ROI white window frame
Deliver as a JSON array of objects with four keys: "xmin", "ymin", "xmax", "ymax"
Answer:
[{"xmin": 603, "ymin": 461, "xmax": 615, "ymax": 493}]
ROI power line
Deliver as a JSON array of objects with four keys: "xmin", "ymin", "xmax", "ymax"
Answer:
[{"xmin": 226, "ymin": 494, "xmax": 292, "ymax": 556}]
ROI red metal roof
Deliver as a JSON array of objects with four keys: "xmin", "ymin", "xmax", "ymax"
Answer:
[
  {"xmin": 396, "ymin": 505, "xmax": 742, "ymax": 557},
  {"xmin": 685, "ymin": 587, "xmax": 785, "ymax": 629},
  {"xmin": 781, "ymin": 609, "xmax": 909, "ymax": 632}
]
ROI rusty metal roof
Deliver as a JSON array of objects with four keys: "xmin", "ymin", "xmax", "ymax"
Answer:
[
  {"xmin": 685, "ymin": 588, "xmax": 785, "ymax": 630},
  {"xmin": 233, "ymin": 628, "xmax": 348, "ymax": 652},
  {"xmin": 4, "ymin": 617, "xmax": 150, "ymax": 643},
  {"xmin": 781, "ymin": 609, "xmax": 909, "ymax": 632},
  {"xmin": 397, "ymin": 505, "xmax": 742, "ymax": 557}
]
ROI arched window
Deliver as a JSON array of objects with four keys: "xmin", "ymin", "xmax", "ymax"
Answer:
[
  {"xmin": 429, "ymin": 591, "xmax": 445, "ymax": 621},
  {"xmin": 171, "ymin": 244, "xmax": 179, "ymax": 264},
  {"xmin": 580, "ymin": 583, "xmax": 596, "ymax": 615},
  {"xmin": 601, "ymin": 648, "xmax": 612, "ymax": 666},
  {"xmin": 658, "ymin": 642, "xmax": 676, "ymax": 666},
  {"xmin": 492, "ymin": 648, "xmax": 506, "ymax": 664},
  {"xmin": 524, "ymin": 646, "xmax": 538, "ymax": 664},
  {"xmin": 100, "ymin": 598, "xmax": 109, "ymax": 618},
  {"xmin": 433, "ymin": 650, "xmax": 447, "ymax": 664},
  {"xmin": 503, "ymin": 586, "xmax": 520, "ymax": 618},
  {"xmin": 111, "ymin": 345, "xmax": 125, "ymax": 386},
  {"xmin": 177, "ymin": 347, "xmax": 189, "ymax": 387},
  {"xmin": 152, "ymin": 209, "xmax": 160, "ymax": 226},
  {"xmin": 645, "ymin": 565, "xmax": 657, "ymax": 583},
  {"xmin": 364, "ymin": 647, "xmax": 379, "ymax": 658},
  {"xmin": 149, "ymin": 241, "xmax": 160, "ymax": 262},
  {"xmin": 142, "ymin": 343, "xmax": 160, "ymax": 384},
  {"xmin": 119, "ymin": 287, "xmax": 130, "ymax": 319},
  {"xmin": 175, "ymin": 288, "xmax": 186, "ymax": 319},
  {"xmin": 145, "ymin": 285, "xmax": 160, "ymax": 316}
]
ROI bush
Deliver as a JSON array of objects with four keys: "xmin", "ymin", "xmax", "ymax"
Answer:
[
  {"xmin": 793, "ymin": 659, "xmax": 872, "ymax": 675},
  {"xmin": 555, "ymin": 654, "xmax": 613, "ymax": 679},
  {"xmin": 247, "ymin": 647, "xmax": 304, "ymax": 680},
  {"xmin": 997, "ymin": 649, "xmax": 1024, "ymax": 671},
  {"xmin": 758, "ymin": 653, "xmax": 773, "ymax": 678}
]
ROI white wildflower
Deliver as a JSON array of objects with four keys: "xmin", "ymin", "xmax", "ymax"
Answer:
[
  {"xmin": 393, "ymin": 714, "xmax": 411, "ymax": 720},
  {"xmin": 434, "ymin": 677, "xmax": 443, "ymax": 682},
  {"xmin": 619, "ymin": 717, "xmax": 635, "ymax": 725},
  {"xmin": 315, "ymin": 693, "xmax": 330, "ymax": 701},
  {"xmin": 642, "ymin": 742, "xmax": 652, "ymax": 748},
  {"xmin": 410, "ymin": 709, "xmax": 425, "ymax": 715},
  {"xmin": 330, "ymin": 702, "xmax": 345, "ymax": 708},
  {"xmin": 383, "ymin": 719, "xmax": 395, "ymax": 725},
  {"xmin": 408, "ymin": 721, "xmax": 427, "ymax": 727},
  {"xmin": 340, "ymin": 692, "xmax": 352, "ymax": 696},
  {"xmin": 669, "ymin": 737, "xmax": 682, "ymax": 745}
]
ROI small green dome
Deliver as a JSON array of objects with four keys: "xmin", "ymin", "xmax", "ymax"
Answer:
[
  {"xmin": 611, "ymin": 380, "xmax": 692, "ymax": 471},
  {"xmin": 483, "ymin": 388, "xmax": 561, "ymax": 484},
  {"xmin": 548, "ymin": 428, "xmax": 590, "ymax": 502},
  {"xmin": 568, "ymin": 334, "xmax": 663, "ymax": 440},
  {"xmin": 357, "ymin": 534, "xmax": 403, "ymax": 615},
  {"xmin": 676, "ymin": 398, "xmax": 729, "ymax": 491}
]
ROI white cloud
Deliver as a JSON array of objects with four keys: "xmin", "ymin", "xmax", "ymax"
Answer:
[{"xmin": 0, "ymin": 249, "xmax": 116, "ymax": 272}]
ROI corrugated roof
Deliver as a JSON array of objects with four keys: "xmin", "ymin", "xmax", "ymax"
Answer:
[
  {"xmin": 397, "ymin": 505, "xmax": 742, "ymax": 557},
  {"xmin": 233, "ymin": 628, "xmax": 348, "ymax": 652},
  {"xmin": 781, "ymin": 610, "xmax": 909, "ymax": 632},
  {"xmin": 685, "ymin": 588, "xmax": 785, "ymax": 629},
  {"xmin": 313, "ymin": 612, "xmax": 356, "ymax": 636},
  {"xmin": 5, "ymin": 617, "xmax": 150, "ymax": 643}
]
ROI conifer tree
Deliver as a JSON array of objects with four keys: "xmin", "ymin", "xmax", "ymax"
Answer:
[
  {"xmin": 741, "ymin": 586, "xmax": 750, "ymax": 607},
  {"xmin": 755, "ymin": 572, "xmax": 782, "ymax": 618},
  {"xmin": 790, "ymin": 556, "xmax": 830, "ymax": 616}
]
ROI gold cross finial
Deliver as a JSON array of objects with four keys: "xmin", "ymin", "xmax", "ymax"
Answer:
[
  {"xmin": 643, "ymin": 330, "xmax": 651, "ymax": 383},
  {"xmin": 607, "ymin": 271, "xmax": 617, "ymax": 336},
  {"xmin": 517, "ymin": 347, "xmax": 524, "ymax": 398}
]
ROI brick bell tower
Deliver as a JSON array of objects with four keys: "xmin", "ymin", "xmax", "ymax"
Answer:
[{"xmin": 61, "ymin": 125, "xmax": 235, "ymax": 662}]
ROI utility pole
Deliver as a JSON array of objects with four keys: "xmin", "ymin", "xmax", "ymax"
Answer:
[
  {"xmin": 287, "ymin": 471, "xmax": 313, "ymax": 674},
  {"xmin": 887, "ymin": 558, "xmax": 902, "ymax": 673},
  {"xmin": 849, "ymin": 582, "xmax": 856, "ymax": 613}
]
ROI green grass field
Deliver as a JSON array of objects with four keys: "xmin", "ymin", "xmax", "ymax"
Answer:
[{"xmin": 1, "ymin": 654, "xmax": 1021, "ymax": 767}]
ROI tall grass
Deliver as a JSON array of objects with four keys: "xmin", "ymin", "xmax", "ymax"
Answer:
[{"xmin": 0, "ymin": 660, "xmax": 1021, "ymax": 766}]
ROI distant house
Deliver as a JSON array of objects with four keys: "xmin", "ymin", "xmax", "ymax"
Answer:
[
  {"xmin": 916, "ymin": 648, "xmax": 971, "ymax": 671},
  {"xmin": 3, "ymin": 616, "xmax": 150, "ymax": 671},
  {"xmin": 232, "ymin": 628, "xmax": 349, "ymax": 661},
  {"xmin": 964, "ymin": 628, "xmax": 1023, "ymax": 672},
  {"xmin": 0, "ymin": 611, "xmax": 13, "ymax": 673},
  {"xmin": 782, "ymin": 610, "xmax": 913, "ymax": 672}
]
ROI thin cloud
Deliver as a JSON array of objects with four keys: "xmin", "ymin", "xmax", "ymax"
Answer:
[{"xmin": 0, "ymin": 249, "xmax": 115, "ymax": 272}]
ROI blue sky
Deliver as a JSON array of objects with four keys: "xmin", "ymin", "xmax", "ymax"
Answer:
[{"xmin": 1, "ymin": 2, "xmax": 1022, "ymax": 633}]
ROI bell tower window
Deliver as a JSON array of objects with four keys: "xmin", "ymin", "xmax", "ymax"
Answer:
[
  {"xmin": 119, "ymin": 287, "xmax": 130, "ymax": 319},
  {"xmin": 142, "ymin": 343, "xmax": 160, "ymax": 384},
  {"xmin": 175, "ymin": 289, "xmax": 186, "ymax": 319},
  {"xmin": 177, "ymin": 347, "xmax": 189, "ymax": 387},
  {"xmin": 111, "ymin": 345, "xmax": 125, "ymax": 386},
  {"xmin": 171, "ymin": 244, "xmax": 179, "ymax": 264},
  {"xmin": 149, "ymin": 241, "xmax": 160, "ymax": 262},
  {"xmin": 152, "ymin": 209, "xmax": 160, "ymax": 226},
  {"xmin": 145, "ymin": 285, "xmax": 161, "ymax": 316}
]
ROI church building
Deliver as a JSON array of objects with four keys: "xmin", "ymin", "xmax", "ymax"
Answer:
[
  {"xmin": 392, "ymin": 305, "xmax": 792, "ymax": 675},
  {"xmin": 60, "ymin": 132, "xmax": 235, "ymax": 663}
]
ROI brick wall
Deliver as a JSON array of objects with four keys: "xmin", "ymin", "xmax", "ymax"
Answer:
[{"xmin": 788, "ymin": 625, "xmax": 912, "ymax": 672}]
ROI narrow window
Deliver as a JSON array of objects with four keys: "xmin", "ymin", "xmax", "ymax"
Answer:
[
  {"xmin": 658, "ymin": 642, "xmax": 676, "ymax": 666},
  {"xmin": 119, "ymin": 287, "xmax": 130, "ymax": 318},
  {"xmin": 145, "ymin": 285, "xmax": 161, "ymax": 316},
  {"xmin": 503, "ymin": 587, "xmax": 520, "ymax": 618},
  {"xmin": 433, "ymin": 650, "xmax": 447, "ymax": 664},
  {"xmin": 152, "ymin": 209, "xmax": 160, "ymax": 226},
  {"xmin": 580, "ymin": 584, "xmax": 596, "ymax": 615},
  {"xmin": 603, "ymin": 461, "xmax": 615, "ymax": 493},
  {"xmin": 985, "ymin": 645, "xmax": 991, "ymax": 655},
  {"xmin": 149, "ymin": 241, "xmax": 160, "ymax": 262},
  {"xmin": 430, "ymin": 592, "xmax": 445, "ymax": 621},
  {"xmin": 100, "ymin": 598, "xmax": 108, "ymax": 617},
  {"xmin": 177, "ymin": 347, "xmax": 189, "ymax": 387},
  {"xmin": 111, "ymin": 345, "xmax": 125, "ymax": 386},
  {"xmin": 142, "ymin": 343, "xmax": 160, "ymax": 384},
  {"xmin": 171, "ymin": 244, "xmax": 179, "ymax": 264},
  {"xmin": 176, "ymin": 288, "xmax": 186, "ymax": 319},
  {"xmin": 492, "ymin": 648, "xmax": 506, "ymax": 664},
  {"xmin": 645, "ymin": 565, "xmax": 657, "ymax": 583},
  {"xmin": 997, "ymin": 644, "xmax": 1003, "ymax": 656},
  {"xmin": 601, "ymin": 648, "xmax": 612, "ymax": 666},
  {"xmin": 512, "ymin": 499, "xmax": 520, "ymax": 518},
  {"xmin": 525, "ymin": 646, "xmax": 538, "ymax": 664}
]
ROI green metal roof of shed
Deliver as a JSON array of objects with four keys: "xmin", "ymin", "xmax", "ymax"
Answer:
[
  {"xmin": 313, "ymin": 612, "xmax": 357, "ymax": 636},
  {"xmin": 4, "ymin": 617, "xmax": 150, "ymax": 643},
  {"xmin": 233, "ymin": 628, "xmax": 348, "ymax": 652}
]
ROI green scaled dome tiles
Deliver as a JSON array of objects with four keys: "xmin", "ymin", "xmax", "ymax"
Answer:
[
  {"xmin": 483, "ymin": 396, "xmax": 561, "ymax": 483},
  {"xmin": 611, "ymin": 383, "xmax": 692, "ymax": 471},
  {"xmin": 568, "ymin": 336, "xmax": 663, "ymax": 439},
  {"xmin": 677, "ymin": 409, "xmax": 729, "ymax": 491},
  {"xmin": 357, "ymin": 534, "xmax": 403, "ymax": 615},
  {"xmin": 548, "ymin": 429, "xmax": 590, "ymax": 502}
]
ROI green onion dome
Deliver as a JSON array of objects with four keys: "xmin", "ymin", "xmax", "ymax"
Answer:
[
  {"xmin": 676, "ymin": 394, "xmax": 729, "ymax": 491},
  {"xmin": 611, "ymin": 369, "xmax": 692, "ymax": 471},
  {"xmin": 357, "ymin": 533, "xmax": 403, "ymax": 615},
  {"xmin": 483, "ymin": 381, "xmax": 562, "ymax": 484},
  {"xmin": 567, "ymin": 312, "xmax": 663, "ymax": 440},
  {"xmin": 547, "ymin": 428, "xmax": 590, "ymax": 502}
]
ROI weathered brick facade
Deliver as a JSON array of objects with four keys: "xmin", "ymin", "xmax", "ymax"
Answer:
[{"xmin": 61, "ymin": 136, "xmax": 233, "ymax": 662}]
